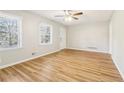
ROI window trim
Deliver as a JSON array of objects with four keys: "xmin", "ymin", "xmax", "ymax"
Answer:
[
  {"xmin": 39, "ymin": 23, "xmax": 53, "ymax": 45},
  {"xmin": 0, "ymin": 12, "xmax": 22, "ymax": 51}
]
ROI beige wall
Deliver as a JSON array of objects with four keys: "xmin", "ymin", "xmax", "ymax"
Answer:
[
  {"xmin": 0, "ymin": 10, "xmax": 66, "ymax": 67},
  {"xmin": 110, "ymin": 11, "xmax": 124, "ymax": 79},
  {"xmin": 67, "ymin": 22, "xmax": 109, "ymax": 53}
]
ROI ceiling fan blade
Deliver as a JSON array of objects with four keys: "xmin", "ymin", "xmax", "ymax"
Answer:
[
  {"xmin": 73, "ymin": 12, "xmax": 83, "ymax": 16},
  {"xmin": 72, "ymin": 17, "xmax": 79, "ymax": 20},
  {"xmin": 55, "ymin": 15, "xmax": 64, "ymax": 17},
  {"xmin": 64, "ymin": 10, "xmax": 70, "ymax": 15}
]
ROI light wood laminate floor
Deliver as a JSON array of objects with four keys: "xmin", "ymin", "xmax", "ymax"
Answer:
[{"xmin": 0, "ymin": 49, "xmax": 123, "ymax": 82}]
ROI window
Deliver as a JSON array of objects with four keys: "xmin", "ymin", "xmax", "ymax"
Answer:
[
  {"xmin": 0, "ymin": 13, "xmax": 22, "ymax": 51},
  {"xmin": 39, "ymin": 23, "xmax": 52, "ymax": 45}
]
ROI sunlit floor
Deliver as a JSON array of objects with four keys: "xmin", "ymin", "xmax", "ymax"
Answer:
[{"xmin": 0, "ymin": 49, "xmax": 123, "ymax": 82}]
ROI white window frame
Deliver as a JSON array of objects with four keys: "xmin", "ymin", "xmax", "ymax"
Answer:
[
  {"xmin": 0, "ymin": 12, "xmax": 22, "ymax": 51},
  {"xmin": 39, "ymin": 23, "xmax": 52, "ymax": 45}
]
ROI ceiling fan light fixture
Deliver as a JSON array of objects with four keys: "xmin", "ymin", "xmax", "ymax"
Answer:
[
  {"xmin": 64, "ymin": 15, "xmax": 72, "ymax": 22},
  {"xmin": 64, "ymin": 10, "xmax": 69, "ymax": 15}
]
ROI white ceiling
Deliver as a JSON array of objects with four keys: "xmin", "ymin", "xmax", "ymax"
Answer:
[{"xmin": 30, "ymin": 10, "xmax": 113, "ymax": 26}]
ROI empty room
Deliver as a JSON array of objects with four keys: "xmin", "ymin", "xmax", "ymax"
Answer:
[{"xmin": 0, "ymin": 10, "xmax": 124, "ymax": 82}]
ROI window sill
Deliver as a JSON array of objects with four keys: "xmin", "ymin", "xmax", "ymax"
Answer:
[
  {"xmin": 40, "ymin": 43, "xmax": 52, "ymax": 46},
  {"xmin": 0, "ymin": 47, "xmax": 23, "ymax": 52}
]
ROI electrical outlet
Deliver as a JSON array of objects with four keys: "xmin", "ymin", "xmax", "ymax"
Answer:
[{"xmin": 32, "ymin": 52, "xmax": 36, "ymax": 55}]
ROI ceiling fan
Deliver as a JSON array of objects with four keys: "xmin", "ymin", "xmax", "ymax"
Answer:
[{"xmin": 55, "ymin": 10, "xmax": 83, "ymax": 21}]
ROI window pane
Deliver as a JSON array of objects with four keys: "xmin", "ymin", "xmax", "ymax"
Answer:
[
  {"xmin": 40, "ymin": 24, "xmax": 52, "ymax": 45},
  {"xmin": 0, "ymin": 15, "xmax": 21, "ymax": 49}
]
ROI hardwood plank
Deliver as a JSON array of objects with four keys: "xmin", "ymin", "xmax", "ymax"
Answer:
[{"xmin": 0, "ymin": 49, "xmax": 123, "ymax": 82}]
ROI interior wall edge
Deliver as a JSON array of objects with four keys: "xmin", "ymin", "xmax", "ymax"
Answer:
[
  {"xmin": 109, "ymin": 11, "xmax": 124, "ymax": 81},
  {"xmin": 111, "ymin": 55, "xmax": 124, "ymax": 80}
]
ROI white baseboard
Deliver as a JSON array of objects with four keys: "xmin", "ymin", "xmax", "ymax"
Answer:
[
  {"xmin": 111, "ymin": 55, "xmax": 124, "ymax": 80},
  {"xmin": 66, "ymin": 47, "xmax": 109, "ymax": 54},
  {"xmin": 0, "ymin": 49, "xmax": 60, "ymax": 69}
]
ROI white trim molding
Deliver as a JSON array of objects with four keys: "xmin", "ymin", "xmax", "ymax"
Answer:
[{"xmin": 66, "ymin": 47, "xmax": 109, "ymax": 54}]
